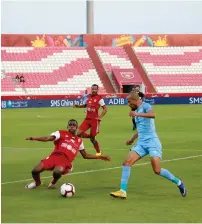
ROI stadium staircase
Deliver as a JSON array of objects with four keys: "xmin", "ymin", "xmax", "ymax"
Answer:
[
  {"xmin": 94, "ymin": 47, "xmax": 134, "ymax": 93},
  {"xmin": 87, "ymin": 46, "xmax": 114, "ymax": 93},
  {"xmin": 123, "ymin": 45, "xmax": 156, "ymax": 93}
]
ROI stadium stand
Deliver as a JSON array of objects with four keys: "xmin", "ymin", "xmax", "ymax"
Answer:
[
  {"xmin": 1, "ymin": 46, "xmax": 202, "ymax": 95},
  {"xmin": 1, "ymin": 47, "xmax": 106, "ymax": 95},
  {"xmin": 95, "ymin": 47, "xmax": 134, "ymax": 92},
  {"xmin": 134, "ymin": 46, "xmax": 202, "ymax": 93},
  {"xmin": 95, "ymin": 47, "xmax": 133, "ymax": 72}
]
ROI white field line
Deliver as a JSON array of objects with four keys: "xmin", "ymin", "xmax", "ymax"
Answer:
[
  {"xmin": 2, "ymin": 146, "xmax": 202, "ymax": 151},
  {"xmin": 1, "ymin": 154, "xmax": 202, "ymax": 185}
]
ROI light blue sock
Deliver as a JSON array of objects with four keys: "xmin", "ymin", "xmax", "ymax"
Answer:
[
  {"xmin": 120, "ymin": 165, "xmax": 131, "ymax": 192},
  {"xmin": 160, "ymin": 168, "xmax": 180, "ymax": 185}
]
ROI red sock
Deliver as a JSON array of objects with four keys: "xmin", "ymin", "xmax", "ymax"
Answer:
[
  {"xmin": 81, "ymin": 132, "xmax": 91, "ymax": 138},
  {"xmin": 51, "ymin": 179, "xmax": 57, "ymax": 185},
  {"xmin": 93, "ymin": 141, "xmax": 100, "ymax": 153},
  {"xmin": 33, "ymin": 174, "xmax": 41, "ymax": 186}
]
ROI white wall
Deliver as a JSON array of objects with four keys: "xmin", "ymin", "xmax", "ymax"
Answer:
[
  {"xmin": 1, "ymin": 1, "xmax": 86, "ymax": 34},
  {"xmin": 1, "ymin": 0, "xmax": 202, "ymax": 34}
]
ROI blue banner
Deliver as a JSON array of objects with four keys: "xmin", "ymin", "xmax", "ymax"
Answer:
[
  {"xmin": 1, "ymin": 96, "xmax": 202, "ymax": 109},
  {"xmin": 144, "ymin": 97, "xmax": 202, "ymax": 105}
]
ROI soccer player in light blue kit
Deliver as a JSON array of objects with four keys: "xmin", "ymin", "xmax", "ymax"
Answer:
[
  {"xmin": 110, "ymin": 92, "xmax": 186, "ymax": 199},
  {"xmin": 83, "ymin": 89, "xmax": 88, "ymax": 113}
]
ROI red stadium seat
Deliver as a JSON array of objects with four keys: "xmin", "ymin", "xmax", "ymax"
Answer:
[
  {"xmin": 1, "ymin": 47, "xmax": 106, "ymax": 95},
  {"xmin": 133, "ymin": 46, "xmax": 202, "ymax": 93},
  {"xmin": 95, "ymin": 47, "xmax": 133, "ymax": 72}
]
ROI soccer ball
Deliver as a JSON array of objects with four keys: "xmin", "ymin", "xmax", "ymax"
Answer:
[{"xmin": 60, "ymin": 183, "xmax": 75, "ymax": 198}]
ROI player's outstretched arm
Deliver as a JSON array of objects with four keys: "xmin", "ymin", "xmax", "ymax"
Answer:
[
  {"xmin": 25, "ymin": 136, "xmax": 55, "ymax": 142},
  {"xmin": 73, "ymin": 104, "xmax": 87, "ymax": 108},
  {"xmin": 126, "ymin": 133, "xmax": 138, "ymax": 145},
  {"xmin": 79, "ymin": 149, "xmax": 111, "ymax": 161},
  {"xmin": 99, "ymin": 105, "xmax": 107, "ymax": 120}
]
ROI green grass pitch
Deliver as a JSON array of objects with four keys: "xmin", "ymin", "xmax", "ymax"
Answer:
[{"xmin": 2, "ymin": 105, "xmax": 202, "ymax": 223}]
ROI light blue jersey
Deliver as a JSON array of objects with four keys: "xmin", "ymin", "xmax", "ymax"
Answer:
[
  {"xmin": 131, "ymin": 102, "xmax": 162, "ymax": 158},
  {"xmin": 83, "ymin": 93, "xmax": 88, "ymax": 104},
  {"xmin": 135, "ymin": 102, "xmax": 158, "ymax": 140}
]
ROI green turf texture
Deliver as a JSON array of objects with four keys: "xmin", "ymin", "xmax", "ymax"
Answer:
[{"xmin": 2, "ymin": 105, "xmax": 202, "ymax": 223}]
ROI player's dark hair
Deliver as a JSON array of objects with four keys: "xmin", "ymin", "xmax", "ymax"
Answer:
[
  {"xmin": 92, "ymin": 84, "xmax": 99, "ymax": 89},
  {"xmin": 68, "ymin": 119, "xmax": 78, "ymax": 125},
  {"xmin": 136, "ymin": 85, "xmax": 140, "ymax": 88}
]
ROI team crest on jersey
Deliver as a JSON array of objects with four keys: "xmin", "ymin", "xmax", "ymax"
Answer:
[
  {"xmin": 89, "ymin": 101, "xmax": 92, "ymax": 104},
  {"xmin": 78, "ymin": 138, "xmax": 81, "ymax": 143},
  {"xmin": 120, "ymin": 72, "xmax": 134, "ymax": 79},
  {"xmin": 94, "ymin": 99, "xmax": 97, "ymax": 102}
]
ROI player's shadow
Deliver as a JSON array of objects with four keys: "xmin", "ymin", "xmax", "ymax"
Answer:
[
  {"xmin": 57, "ymin": 195, "xmax": 84, "ymax": 199},
  {"xmin": 131, "ymin": 189, "xmax": 183, "ymax": 199},
  {"xmin": 84, "ymin": 186, "xmax": 115, "ymax": 191},
  {"xmin": 96, "ymin": 186, "xmax": 116, "ymax": 190}
]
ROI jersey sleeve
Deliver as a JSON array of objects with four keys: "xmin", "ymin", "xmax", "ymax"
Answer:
[
  {"xmin": 144, "ymin": 103, "xmax": 152, "ymax": 113},
  {"xmin": 79, "ymin": 141, "xmax": 85, "ymax": 151},
  {"xmin": 98, "ymin": 98, "xmax": 105, "ymax": 106},
  {"xmin": 50, "ymin": 131, "xmax": 60, "ymax": 141}
]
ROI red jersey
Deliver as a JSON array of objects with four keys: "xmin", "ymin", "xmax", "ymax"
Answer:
[
  {"xmin": 50, "ymin": 130, "xmax": 84, "ymax": 162},
  {"xmin": 86, "ymin": 94, "xmax": 105, "ymax": 119}
]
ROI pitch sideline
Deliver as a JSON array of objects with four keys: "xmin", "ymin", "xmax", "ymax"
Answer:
[{"xmin": 1, "ymin": 154, "xmax": 202, "ymax": 185}]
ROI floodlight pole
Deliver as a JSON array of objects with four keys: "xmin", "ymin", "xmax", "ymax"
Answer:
[{"xmin": 86, "ymin": 0, "xmax": 94, "ymax": 34}]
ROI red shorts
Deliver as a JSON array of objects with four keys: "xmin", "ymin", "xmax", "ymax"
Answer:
[
  {"xmin": 79, "ymin": 118, "xmax": 100, "ymax": 137},
  {"xmin": 41, "ymin": 153, "xmax": 72, "ymax": 175}
]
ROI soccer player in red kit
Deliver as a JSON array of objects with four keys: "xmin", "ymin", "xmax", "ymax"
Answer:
[
  {"xmin": 25, "ymin": 119, "xmax": 110, "ymax": 189},
  {"xmin": 73, "ymin": 84, "xmax": 107, "ymax": 156}
]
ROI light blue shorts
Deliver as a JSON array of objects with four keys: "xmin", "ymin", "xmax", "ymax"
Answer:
[{"xmin": 131, "ymin": 138, "xmax": 162, "ymax": 159}]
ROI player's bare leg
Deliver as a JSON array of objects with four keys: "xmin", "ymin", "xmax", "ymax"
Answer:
[
  {"xmin": 77, "ymin": 129, "xmax": 91, "ymax": 138},
  {"xmin": 151, "ymin": 157, "xmax": 186, "ymax": 197},
  {"xmin": 48, "ymin": 166, "xmax": 64, "ymax": 189},
  {"xmin": 25, "ymin": 162, "xmax": 44, "ymax": 189},
  {"xmin": 90, "ymin": 136, "xmax": 101, "ymax": 155},
  {"xmin": 77, "ymin": 129, "xmax": 101, "ymax": 155},
  {"xmin": 110, "ymin": 151, "xmax": 141, "ymax": 199},
  {"xmin": 150, "ymin": 156, "xmax": 161, "ymax": 175}
]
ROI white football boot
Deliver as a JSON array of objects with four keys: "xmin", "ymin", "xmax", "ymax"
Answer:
[
  {"xmin": 48, "ymin": 180, "xmax": 56, "ymax": 189},
  {"xmin": 25, "ymin": 182, "xmax": 41, "ymax": 189}
]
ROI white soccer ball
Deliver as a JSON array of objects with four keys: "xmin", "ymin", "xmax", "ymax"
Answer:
[{"xmin": 60, "ymin": 183, "xmax": 75, "ymax": 198}]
